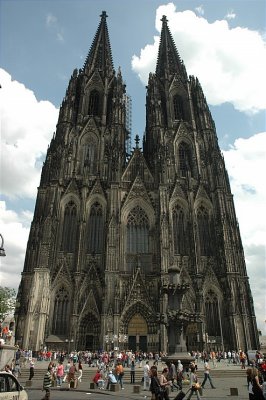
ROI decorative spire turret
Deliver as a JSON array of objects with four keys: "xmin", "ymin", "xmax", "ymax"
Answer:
[
  {"xmin": 83, "ymin": 11, "xmax": 114, "ymax": 77},
  {"xmin": 156, "ymin": 15, "xmax": 187, "ymax": 80}
]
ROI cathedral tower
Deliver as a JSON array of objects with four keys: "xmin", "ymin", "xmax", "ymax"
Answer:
[{"xmin": 15, "ymin": 12, "xmax": 259, "ymax": 353}]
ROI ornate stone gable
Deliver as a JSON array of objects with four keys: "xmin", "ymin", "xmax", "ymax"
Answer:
[
  {"xmin": 64, "ymin": 178, "xmax": 80, "ymax": 197},
  {"xmin": 122, "ymin": 148, "xmax": 154, "ymax": 183},
  {"xmin": 51, "ymin": 257, "xmax": 73, "ymax": 287},
  {"xmin": 122, "ymin": 175, "xmax": 154, "ymax": 208},
  {"xmin": 170, "ymin": 180, "xmax": 188, "ymax": 203},
  {"xmin": 89, "ymin": 177, "xmax": 106, "ymax": 198},
  {"xmin": 78, "ymin": 288, "xmax": 100, "ymax": 322},
  {"xmin": 194, "ymin": 183, "xmax": 212, "ymax": 206},
  {"xmin": 122, "ymin": 268, "xmax": 155, "ymax": 313},
  {"xmin": 85, "ymin": 70, "xmax": 104, "ymax": 90}
]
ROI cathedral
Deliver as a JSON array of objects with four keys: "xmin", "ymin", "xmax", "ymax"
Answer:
[{"xmin": 15, "ymin": 11, "xmax": 259, "ymax": 353}]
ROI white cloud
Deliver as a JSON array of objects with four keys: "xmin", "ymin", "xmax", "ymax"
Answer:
[
  {"xmin": 46, "ymin": 14, "xmax": 57, "ymax": 27},
  {"xmin": 0, "ymin": 68, "xmax": 58, "ymax": 199},
  {"xmin": 223, "ymin": 132, "xmax": 266, "ymax": 334},
  {"xmin": 195, "ymin": 5, "xmax": 204, "ymax": 16},
  {"xmin": 131, "ymin": 2, "xmax": 266, "ymax": 113},
  {"xmin": 0, "ymin": 201, "xmax": 31, "ymax": 290},
  {"xmin": 225, "ymin": 9, "xmax": 236, "ymax": 20},
  {"xmin": 45, "ymin": 13, "xmax": 64, "ymax": 42}
]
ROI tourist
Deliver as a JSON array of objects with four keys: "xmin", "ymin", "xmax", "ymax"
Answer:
[
  {"xmin": 130, "ymin": 359, "xmax": 135, "ymax": 384},
  {"xmin": 115, "ymin": 361, "xmax": 124, "ymax": 389},
  {"xmin": 149, "ymin": 365, "xmax": 162, "ymax": 400},
  {"xmin": 159, "ymin": 367, "xmax": 172, "ymax": 399},
  {"xmin": 41, "ymin": 366, "xmax": 52, "ymax": 400},
  {"xmin": 28, "ymin": 358, "xmax": 35, "ymax": 380},
  {"xmin": 186, "ymin": 366, "xmax": 201, "ymax": 400},
  {"xmin": 55, "ymin": 362, "xmax": 64, "ymax": 387},
  {"xmin": 143, "ymin": 360, "xmax": 150, "ymax": 391},
  {"xmin": 77, "ymin": 360, "xmax": 83, "ymax": 382},
  {"xmin": 201, "ymin": 359, "xmax": 215, "ymax": 389}
]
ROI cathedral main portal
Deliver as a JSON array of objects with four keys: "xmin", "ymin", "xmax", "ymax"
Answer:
[{"xmin": 127, "ymin": 314, "xmax": 148, "ymax": 352}]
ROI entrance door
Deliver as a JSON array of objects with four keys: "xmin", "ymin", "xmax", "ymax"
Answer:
[
  {"xmin": 139, "ymin": 335, "xmax": 147, "ymax": 352},
  {"xmin": 86, "ymin": 335, "xmax": 93, "ymax": 350},
  {"xmin": 128, "ymin": 313, "xmax": 148, "ymax": 351},
  {"xmin": 128, "ymin": 336, "xmax": 137, "ymax": 351}
]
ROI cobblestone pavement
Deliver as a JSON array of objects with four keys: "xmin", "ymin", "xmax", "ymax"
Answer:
[{"xmin": 22, "ymin": 359, "xmax": 250, "ymax": 399}]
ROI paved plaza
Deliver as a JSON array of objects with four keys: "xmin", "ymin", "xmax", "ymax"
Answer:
[{"xmin": 20, "ymin": 359, "xmax": 251, "ymax": 399}]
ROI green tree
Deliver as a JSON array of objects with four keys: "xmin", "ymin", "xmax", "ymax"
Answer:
[{"xmin": 0, "ymin": 286, "xmax": 16, "ymax": 321}]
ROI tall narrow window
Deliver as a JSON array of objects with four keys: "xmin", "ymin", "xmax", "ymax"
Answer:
[
  {"xmin": 205, "ymin": 290, "xmax": 220, "ymax": 336},
  {"xmin": 83, "ymin": 141, "xmax": 97, "ymax": 174},
  {"xmin": 88, "ymin": 89, "xmax": 100, "ymax": 116},
  {"xmin": 52, "ymin": 286, "xmax": 69, "ymax": 335},
  {"xmin": 87, "ymin": 202, "xmax": 104, "ymax": 253},
  {"xmin": 172, "ymin": 205, "xmax": 186, "ymax": 255},
  {"xmin": 173, "ymin": 94, "xmax": 184, "ymax": 120},
  {"xmin": 127, "ymin": 206, "xmax": 149, "ymax": 254},
  {"xmin": 197, "ymin": 206, "xmax": 212, "ymax": 255},
  {"xmin": 61, "ymin": 201, "xmax": 78, "ymax": 252},
  {"xmin": 179, "ymin": 142, "xmax": 191, "ymax": 177}
]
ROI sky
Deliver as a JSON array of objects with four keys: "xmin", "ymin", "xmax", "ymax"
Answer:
[{"xmin": 0, "ymin": 0, "xmax": 265, "ymax": 337}]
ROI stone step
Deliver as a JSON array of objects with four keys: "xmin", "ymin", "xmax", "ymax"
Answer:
[{"xmin": 19, "ymin": 367, "xmax": 245, "ymax": 382}]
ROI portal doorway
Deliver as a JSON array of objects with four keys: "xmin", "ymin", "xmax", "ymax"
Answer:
[{"xmin": 128, "ymin": 314, "xmax": 148, "ymax": 352}]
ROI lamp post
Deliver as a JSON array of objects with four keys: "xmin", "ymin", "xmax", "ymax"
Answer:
[
  {"xmin": 0, "ymin": 234, "xmax": 6, "ymax": 256},
  {"xmin": 65, "ymin": 338, "xmax": 74, "ymax": 355}
]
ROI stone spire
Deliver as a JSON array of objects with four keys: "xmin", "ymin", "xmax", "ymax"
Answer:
[
  {"xmin": 83, "ymin": 11, "xmax": 114, "ymax": 77},
  {"xmin": 156, "ymin": 15, "xmax": 187, "ymax": 80}
]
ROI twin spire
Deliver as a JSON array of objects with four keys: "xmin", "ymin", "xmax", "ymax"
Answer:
[
  {"xmin": 83, "ymin": 12, "xmax": 184, "ymax": 80},
  {"xmin": 83, "ymin": 11, "xmax": 114, "ymax": 76}
]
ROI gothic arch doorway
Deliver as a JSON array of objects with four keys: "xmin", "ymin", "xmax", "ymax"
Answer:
[{"xmin": 128, "ymin": 313, "xmax": 148, "ymax": 352}]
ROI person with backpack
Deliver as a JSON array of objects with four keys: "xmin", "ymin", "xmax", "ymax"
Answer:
[{"xmin": 41, "ymin": 366, "xmax": 52, "ymax": 400}]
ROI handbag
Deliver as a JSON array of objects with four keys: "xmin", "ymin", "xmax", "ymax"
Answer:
[
  {"xmin": 174, "ymin": 391, "xmax": 186, "ymax": 400},
  {"xmin": 192, "ymin": 382, "xmax": 201, "ymax": 390}
]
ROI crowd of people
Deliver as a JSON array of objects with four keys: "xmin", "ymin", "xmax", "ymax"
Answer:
[{"xmin": 1, "ymin": 347, "xmax": 266, "ymax": 399}]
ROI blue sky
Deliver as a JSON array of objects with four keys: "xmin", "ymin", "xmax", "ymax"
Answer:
[{"xmin": 0, "ymin": 0, "xmax": 266, "ymax": 336}]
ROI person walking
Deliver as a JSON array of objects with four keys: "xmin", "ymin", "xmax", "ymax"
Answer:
[
  {"xmin": 28, "ymin": 358, "xmax": 35, "ymax": 380},
  {"xmin": 41, "ymin": 366, "xmax": 52, "ymax": 400},
  {"xmin": 159, "ymin": 367, "xmax": 172, "ymax": 399},
  {"xmin": 186, "ymin": 366, "xmax": 202, "ymax": 400},
  {"xmin": 143, "ymin": 360, "xmax": 150, "ymax": 391},
  {"xmin": 115, "ymin": 361, "xmax": 125, "ymax": 389},
  {"xmin": 130, "ymin": 359, "xmax": 135, "ymax": 384},
  {"xmin": 201, "ymin": 359, "xmax": 215, "ymax": 389},
  {"xmin": 55, "ymin": 362, "xmax": 64, "ymax": 387},
  {"xmin": 77, "ymin": 360, "xmax": 83, "ymax": 382}
]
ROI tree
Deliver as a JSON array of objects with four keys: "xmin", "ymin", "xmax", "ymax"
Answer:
[{"xmin": 0, "ymin": 286, "xmax": 16, "ymax": 321}]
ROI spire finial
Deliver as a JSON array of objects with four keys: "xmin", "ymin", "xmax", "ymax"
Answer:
[
  {"xmin": 100, "ymin": 11, "xmax": 108, "ymax": 20},
  {"xmin": 161, "ymin": 15, "xmax": 168, "ymax": 24},
  {"xmin": 135, "ymin": 134, "xmax": 140, "ymax": 148}
]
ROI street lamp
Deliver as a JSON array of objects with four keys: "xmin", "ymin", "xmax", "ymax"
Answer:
[
  {"xmin": 65, "ymin": 338, "xmax": 74, "ymax": 354},
  {"xmin": 0, "ymin": 234, "xmax": 6, "ymax": 256}
]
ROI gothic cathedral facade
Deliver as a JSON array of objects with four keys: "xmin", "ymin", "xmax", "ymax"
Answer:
[{"xmin": 15, "ymin": 12, "xmax": 259, "ymax": 353}]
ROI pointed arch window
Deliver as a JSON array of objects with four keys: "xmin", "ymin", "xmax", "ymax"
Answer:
[
  {"xmin": 61, "ymin": 201, "xmax": 78, "ymax": 252},
  {"xmin": 83, "ymin": 141, "xmax": 97, "ymax": 174},
  {"xmin": 179, "ymin": 142, "xmax": 191, "ymax": 177},
  {"xmin": 197, "ymin": 205, "xmax": 212, "ymax": 255},
  {"xmin": 205, "ymin": 290, "xmax": 220, "ymax": 336},
  {"xmin": 87, "ymin": 202, "xmax": 104, "ymax": 253},
  {"xmin": 173, "ymin": 94, "xmax": 184, "ymax": 120},
  {"xmin": 127, "ymin": 206, "xmax": 149, "ymax": 253},
  {"xmin": 52, "ymin": 286, "xmax": 70, "ymax": 335},
  {"xmin": 88, "ymin": 89, "xmax": 100, "ymax": 116},
  {"xmin": 172, "ymin": 205, "xmax": 186, "ymax": 255}
]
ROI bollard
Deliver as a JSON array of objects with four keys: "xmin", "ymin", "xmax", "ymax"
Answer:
[
  {"xmin": 110, "ymin": 383, "xmax": 119, "ymax": 391},
  {"xmin": 133, "ymin": 385, "xmax": 141, "ymax": 393},
  {"xmin": 230, "ymin": 387, "xmax": 238, "ymax": 396}
]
